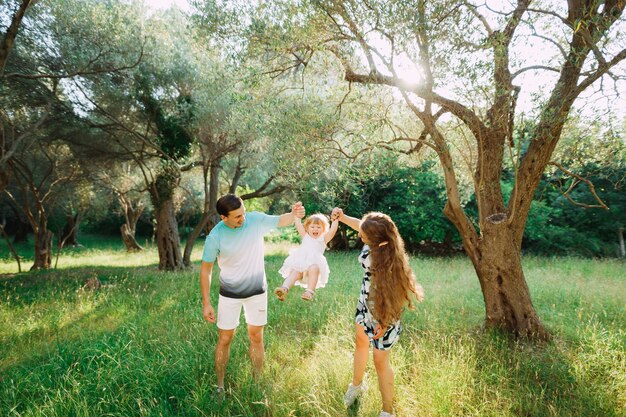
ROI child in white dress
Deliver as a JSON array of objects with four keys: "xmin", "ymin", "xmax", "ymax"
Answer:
[{"xmin": 275, "ymin": 213, "xmax": 339, "ymax": 301}]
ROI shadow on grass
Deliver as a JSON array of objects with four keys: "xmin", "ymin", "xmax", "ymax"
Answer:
[
  {"xmin": 346, "ymin": 399, "xmax": 363, "ymax": 417},
  {"xmin": 472, "ymin": 329, "xmax": 618, "ymax": 417},
  {"xmin": 0, "ymin": 263, "xmax": 193, "ymax": 304},
  {"xmin": 0, "ymin": 268, "xmax": 220, "ymax": 417},
  {"xmin": 0, "ymin": 262, "xmax": 205, "ymax": 369}
]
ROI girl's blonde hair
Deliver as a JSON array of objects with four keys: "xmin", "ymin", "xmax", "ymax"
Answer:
[
  {"xmin": 303, "ymin": 213, "xmax": 330, "ymax": 233},
  {"xmin": 360, "ymin": 212, "xmax": 424, "ymax": 329}
]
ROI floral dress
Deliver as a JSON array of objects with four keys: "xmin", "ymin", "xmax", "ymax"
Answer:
[{"xmin": 355, "ymin": 246, "xmax": 402, "ymax": 350}]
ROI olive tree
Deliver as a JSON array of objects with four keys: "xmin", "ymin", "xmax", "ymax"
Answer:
[{"xmin": 254, "ymin": 0, "xmax": 626, "ymax": 338}]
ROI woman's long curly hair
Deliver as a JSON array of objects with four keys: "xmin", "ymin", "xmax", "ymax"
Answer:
[{"xmin": 361, "ymin": 212, "xmax": 424, "ymax": 329}]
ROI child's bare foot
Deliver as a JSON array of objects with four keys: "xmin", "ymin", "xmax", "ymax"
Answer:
[
  {"xmin": 274, "ymin": 286, "xmax": 289, "ymax": 301},
  {"xmin": 301, "ymin": 289, "xmax": 315, "ymax": 301}
]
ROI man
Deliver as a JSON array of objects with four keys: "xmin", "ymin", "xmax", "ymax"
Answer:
[{"xmin": 199, "ymin": 193, "xmax": 305, "ymax": 394}]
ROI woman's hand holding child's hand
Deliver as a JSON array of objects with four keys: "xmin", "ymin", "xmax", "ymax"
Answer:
[{"xmin": 331, "ymin": 207, "xmax": 343, "ymax": 221}]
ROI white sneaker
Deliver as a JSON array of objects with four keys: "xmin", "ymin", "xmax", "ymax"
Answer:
[
  {"xmin": 343, "ymin": 382, "xmax": 366, "ymax": 407},
  {"xmin": 380, "ymin": 411, "xmax": 395, "ymax": 417},
  {"xmin": 215, "ymin": 386, "xmax": 225, "ymax": 401}
]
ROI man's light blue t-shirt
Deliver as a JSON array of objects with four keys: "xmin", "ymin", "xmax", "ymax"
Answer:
[{"xmin": 202, "ymin": 211, "xmax": 280, "ymax": 299}]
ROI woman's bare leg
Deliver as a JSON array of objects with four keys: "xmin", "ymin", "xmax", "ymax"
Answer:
[
  {"xmin": 373, "ymin": 347, "xmax": 394, "ymax": 413},
  {"xmin": 352, "ymin": 324, "xmax": 370, "ymax": 385}
]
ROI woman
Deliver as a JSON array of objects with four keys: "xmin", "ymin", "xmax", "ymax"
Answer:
[{"xmin": 332, "ymin": 208, "xmax": 424, "ymax": 417}]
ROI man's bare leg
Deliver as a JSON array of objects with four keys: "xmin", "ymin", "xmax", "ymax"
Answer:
[
  {"xmin": 215, "ymin": 328, "xmax": 235, "ymax": 388},
  {"xmin": 247, "ymin": 324, "xmax": 265, "ymax": 380}
]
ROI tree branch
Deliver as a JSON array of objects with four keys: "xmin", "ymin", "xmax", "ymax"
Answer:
[
  {"xmin": 329, "ymin": 45, "xmax": 489, "ymax": 140},
  {"xmin": 0, "ymin": 0, "xmax": 33, "ymax": 75},
  {"xmin": 529, "ymin": 32, "xmax": 568, "ymax": 59},
  {"xmin": 0, "ymin": 107, "xmax": 49, "ymax": 167},
  {"xmin": 180, "ymin": 160, "xmax": 203, "ymax": 172},
  {"xmin": 549, "ymin": 161, "xmax": 609, "ymax": 210},
  {"xmin": 512, "ymin": 65, "xmax": 561, "ymax": 79},
  {"xmin": 336, "ymin": 3, "xmax": 378, "ymax": 74},
  {"xmin": 5, "ymin": 46, "xmax": 145, "ymax": 80},
  {"xmin": 464, "ymin": 1, "xmax": 494, "ymax": 36},
  {"xmin": 526, "ymin": 7, "xmax": 571, "ymax": 28},
  {"xmin": 240, "ymin": 175, "xmax": 288, "ymax": 200},
  {"xmin": 575, "ymin": 47, "xmax": 626, "ymax": 95}
]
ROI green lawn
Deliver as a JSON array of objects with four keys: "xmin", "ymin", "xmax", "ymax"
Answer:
[{"xmin": 0, "ymin": 235, "xmax": 624, "ymax": 416}]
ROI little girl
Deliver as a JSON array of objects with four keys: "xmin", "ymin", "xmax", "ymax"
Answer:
[
  {"xmin": 275, "ymin": 213, "xmax": 339, "ymax": 301},
  {"xmin": 333, "ymin": 208, "xmax": 424, "ymax": 417}
]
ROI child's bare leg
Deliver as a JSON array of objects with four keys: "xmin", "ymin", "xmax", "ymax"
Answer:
[
  {"xmin": 274, "ymin": 270, "xmax": 301, "ymax": 301},
  {"xmin": 282, "ymin": 270, "xmax": 302, "ymax": 289},
  {"xmin": 306, "ymin": 264, "xmax": 319, "ymax": 291},
  {"xmin": 301, "ymin": 264, "xmax": 319, "ymax": 301}
]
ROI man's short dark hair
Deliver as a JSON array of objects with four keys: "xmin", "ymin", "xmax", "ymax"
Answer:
[{"xmin": 216, "ymin": 194, "xmax": 243, "ymax": 217}]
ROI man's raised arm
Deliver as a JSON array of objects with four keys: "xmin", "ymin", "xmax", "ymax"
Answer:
[{"xmin": 278, "ymin": 201, "xmax": 305, "ymax": 227}]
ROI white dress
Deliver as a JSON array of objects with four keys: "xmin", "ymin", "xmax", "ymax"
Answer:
[{"xmin": 278, "ymin": 234, "xmax": 330, "ymax": 288}]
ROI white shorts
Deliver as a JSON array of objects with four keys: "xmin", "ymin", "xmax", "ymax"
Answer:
[{"xmin": 217, "ymin": 292, "xmax": 267, "ymax": 330}]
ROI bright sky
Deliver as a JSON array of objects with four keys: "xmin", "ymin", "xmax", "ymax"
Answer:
[{"xmin": 145, "ymin": 0, "xmax": 190, "ymax": 12}]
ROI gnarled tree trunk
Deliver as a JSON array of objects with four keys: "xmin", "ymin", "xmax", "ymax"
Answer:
[
  {"xmin": 183, "ymin": 160, "xmax": 219, "ymax": 267},
  {"xmin": 150, "ymin": 170, "xmax": 183, "ymax": 270},
  {"xmin": 469, "ymin": 224, "xmax": 548, "ymax": 338},
  {"xmin": 61, "ymin": 211, "xmax": 82, "ymax": 247},
  {"xmin": 153, "ymin": 198, "xmax": 183, "ymax": 270},
  {"xmin": 32, "ymin": 228, "xmax": 52, "ymax": 270},
  {"xmin": 118, "ymin": 192, "xmax": 144, "ymax": 252},
  {"xmin": 121, "ymin": 224, "xmax": 143, "ymax": 252}
]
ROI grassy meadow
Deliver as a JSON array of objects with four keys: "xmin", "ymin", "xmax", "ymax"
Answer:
[{"xmin": 0, "ymin": 234, "xmax": 624, "ymax": 417}]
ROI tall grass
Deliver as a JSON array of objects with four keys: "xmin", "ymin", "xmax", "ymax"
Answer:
[{"xmin": 0, "ymin": 236, "xmax": 624, "ymax": 416}]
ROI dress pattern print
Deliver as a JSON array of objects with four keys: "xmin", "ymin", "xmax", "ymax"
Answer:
[{"xmin": 355, "ymin": 246, "xmax": 402, "ymax": 350}]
